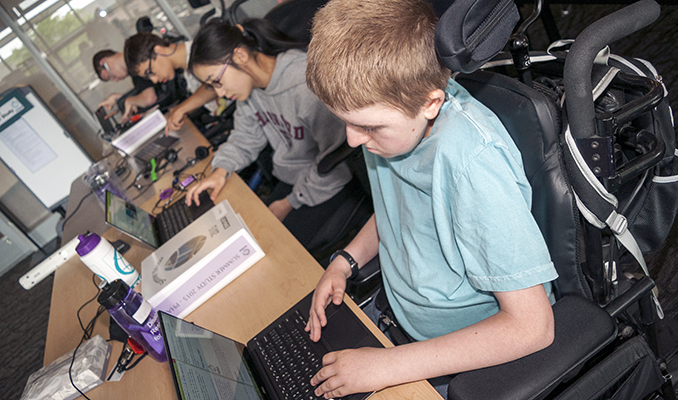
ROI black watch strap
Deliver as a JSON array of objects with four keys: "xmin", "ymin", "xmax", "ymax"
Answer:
[{"xmin": 330, "ymin": 249, "xmax": 359, "ymax": 280}]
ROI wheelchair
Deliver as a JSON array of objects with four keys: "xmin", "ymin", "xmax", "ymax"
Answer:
[
  {"xmin": 205, "ymin": 2, "xmax": 678, "ymax": 396},
  {"xmin": 427, "ymin": 0, "xmax": 678, "ymax": 398}
]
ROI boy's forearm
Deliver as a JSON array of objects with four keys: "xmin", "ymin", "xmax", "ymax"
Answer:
[
  {"xmin": 176, "ymin": 84, "xmax": 219, "ymax": 114},
  {"xmin": 374, "ymin": 285, "xmax": 554, "ymax": 386},
  {"xmin": 344, "ymin": 214, "xmax": 379, "ymax": 268},
  {"xmin": 106, "ymin": 93, "xmax": 123, "ymax": 103},
  {"xmin": 126, "ymin": 87, "xmax": 157, "ymax": 108}
]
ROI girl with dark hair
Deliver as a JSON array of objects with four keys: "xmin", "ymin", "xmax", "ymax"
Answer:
[{"xmin": 185, "ymin": 18, "xmax": 353, "ymax": 250}]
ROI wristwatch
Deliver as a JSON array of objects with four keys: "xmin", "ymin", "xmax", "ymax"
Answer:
[{"xmin": 330, "ymin": 249, "xmax": 360, "ymax": 280}]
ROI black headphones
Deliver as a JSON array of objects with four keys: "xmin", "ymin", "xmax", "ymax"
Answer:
[
  {"xmin": 194, "ymin": 146, "xmax": 209, "ymax": 161},
  {"xmin": 144, "ymin": 149, "xmax": 178, "ymax": 180},
  {"xmin": 173, "ymin": 146, "xmax": 210, "ymax": 176},
  {"xmin": 165, "ymin": 149, "xmax": 178, "ymax": 163}
]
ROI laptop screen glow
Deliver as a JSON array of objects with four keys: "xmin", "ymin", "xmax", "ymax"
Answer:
[
  {"xmin": 105, "ymin": 191, "xmax": 159, "ymax": 247},
  {"xmin": 159, "ymin": 312, "xmax": 266, "ymax": 400}
]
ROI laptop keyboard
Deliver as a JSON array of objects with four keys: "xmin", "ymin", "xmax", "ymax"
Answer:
[
  {"xmin": 156, "ymin": 201, "xmax": 193, "ymax": 243},
  {"xmin": 135, "ymin": 140, "xmax": 166, "ymax": 163},
  {"xmin": 254, "ymin": 310, "xmax": 324, "ymax": 400}
]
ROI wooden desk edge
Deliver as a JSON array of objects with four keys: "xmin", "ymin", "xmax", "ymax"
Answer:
[{"xmin": 47, "ymin": 121, "xmax": 440, "ymax": 399}]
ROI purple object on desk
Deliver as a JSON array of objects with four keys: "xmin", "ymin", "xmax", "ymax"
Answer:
[{"xmin": 159, "ymin": 188, "xmax": 173, "ymax": 200}]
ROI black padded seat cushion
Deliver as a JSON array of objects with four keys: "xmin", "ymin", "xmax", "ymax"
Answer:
[{"xmin": 448, "ymin": 295, "xmax": 617, "ymax": 400}]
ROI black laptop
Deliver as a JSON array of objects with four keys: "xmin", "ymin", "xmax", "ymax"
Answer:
[
  {"xmin": 104, "ymin": 190, "xmax": 214, "ymax": 248},
  {"xmin": 95, "ymin": 106, "xmax": 117, "ymax": 138},
  {"xmin": 158, "ymin": 292, "xmax": 383, "ymax": 400},
  {"xmin": 133, "ymin": 135, "xmax": 179, "ymax": 164}
]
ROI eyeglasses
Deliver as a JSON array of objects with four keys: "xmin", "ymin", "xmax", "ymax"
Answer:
[
  {"xmin": 141, "ymin": 43, "xmax": 178, "ymax": 80},
  {"xmin": 204, "ymin": 56, "xmax": 232, "ymax": 91}
]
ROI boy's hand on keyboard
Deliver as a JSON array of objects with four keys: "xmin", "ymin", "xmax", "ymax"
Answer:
[
  {"xmin": 185, "ymin": 169, "xmax": 228, "ymax": 206},
  {"xmin": 311, "ymin": 347, "xmax": 390, "ymax": 398},
  {"xmin": 305, "ymin": 260, "xmax": 351, "ymax": 343}
]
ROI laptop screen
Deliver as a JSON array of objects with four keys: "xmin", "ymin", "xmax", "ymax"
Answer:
[
  {"xmin": 95, "ymin": 106, "xmax": 117, "ymax": 137},
  {"xmin": 158, "ymin": 311, "xmax": 267, "ymax": 400},
  {"xmin": 105, "ymin": 190, "xmax": 159, "ymax": 247},
  {"xmin": 111, "ymin": 109, "xmax": 166, "ymax": 154}
]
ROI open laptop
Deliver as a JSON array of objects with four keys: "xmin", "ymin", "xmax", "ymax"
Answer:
[
  {"xmin": 134, "ymin": 135, "xmax": 179, "ymax": 164},
  {"xmin": 96, "ymin": 106, "xmax": 178, "ymax": 164},
  {"xmin": 95, "ymin": 106, "xmax": 117, "ymax": 137},
  {"xmin": 110, "ymin": 109, "xmax": 168, "ymax": 155},
  {"xmin": 104, "ymin": 190, "xmax": 214, "ymax": 248},
  {"xmin": 158, "ymin": 291, "xmax": 383, "ymax": 400}
]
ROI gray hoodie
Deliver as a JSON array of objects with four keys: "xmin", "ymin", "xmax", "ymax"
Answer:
[{"xmin": 212, "ymin": 49, "xmax": 351, "ymax": 209}]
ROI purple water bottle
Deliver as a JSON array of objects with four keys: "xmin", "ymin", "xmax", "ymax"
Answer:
[{"xmin": 97, "ymin": 279, "xmax": 167, "ymax": 362}]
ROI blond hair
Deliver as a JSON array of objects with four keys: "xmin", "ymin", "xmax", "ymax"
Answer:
[{"xmin": 306, "ymin": 0, "xmax": 449, "ymax": 118}]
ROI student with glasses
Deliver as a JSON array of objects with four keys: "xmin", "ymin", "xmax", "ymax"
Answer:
[
  {"xmin": 123, "ymin": 33, "xmax": 221, "ymax": 135},
  {"xmin": 92, "ymin": 50, "xmax": 159, "ymax": 123},
  {"xmin": 183, "ymin": 18, "xmax": 353, "ymax": 250}
]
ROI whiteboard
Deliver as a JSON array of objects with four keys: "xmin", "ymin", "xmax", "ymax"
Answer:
[{"xmin": 0, "ymin": 86, "xmax": 92, "ymax": 209}]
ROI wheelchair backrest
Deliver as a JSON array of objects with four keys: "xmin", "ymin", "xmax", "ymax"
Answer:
[
  {"xmin": 455, "ymin": 71, "xmax": 588, "ymax": 300},
  {"xmin": 436, "ymin": 0, "xmax": 676, "ymax": 304},
  {"xmin": 434, "ymin": 0, "xmax": 591, "ymax": 300}
]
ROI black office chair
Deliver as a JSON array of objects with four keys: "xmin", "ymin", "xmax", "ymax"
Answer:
[
  {"xmin": 430, "ymin": 0, "xmax": 678, "ymax": 398},
  {"xmin": 226, "ymin": 0, "xmax": 329, "ymax": 44},
  {"xmin": 312, "ymin": 142, "xmax": 380, "ymax": 306}
]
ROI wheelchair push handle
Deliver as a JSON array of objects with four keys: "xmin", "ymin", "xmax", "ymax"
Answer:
[{"xmin": 563, "ymin": 0, "xmax": 660, "ymax": 140}]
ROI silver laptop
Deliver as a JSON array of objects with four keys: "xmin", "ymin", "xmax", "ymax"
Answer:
[
  {"xmin": 158, "ymin": 292, "xmax": 383, "ymax": 400},
  {"xmin": 111, "ymin": 109, "xmax": 167, "ymax": 154},
  {"xmin": 104, "ymin": 190, "xmax": 214, "ymax": 248}
]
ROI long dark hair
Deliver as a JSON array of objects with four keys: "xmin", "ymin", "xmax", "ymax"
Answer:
[{"xmin": 189, "ymin": 18, "xmax": 305, "ymax": 71}]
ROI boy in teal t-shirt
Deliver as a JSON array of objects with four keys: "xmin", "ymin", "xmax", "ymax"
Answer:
[{"xmin": 304, "ymin": 0, "xmax": 559, "ymax": 398}]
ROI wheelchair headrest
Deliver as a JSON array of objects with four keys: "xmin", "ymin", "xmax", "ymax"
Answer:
[{"xmin": 434, "ymin": 0, "xmax": 519, "ymax": 73}]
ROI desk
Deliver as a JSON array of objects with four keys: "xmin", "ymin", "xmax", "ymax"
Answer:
[{"xmin": 45, "ymin": 122, "xmax": 441, "ymax": 399}]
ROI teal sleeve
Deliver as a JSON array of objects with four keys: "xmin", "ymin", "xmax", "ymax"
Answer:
[{"xmin": 437, "ymin": 143, "xmax": 558, "ymax": 292}]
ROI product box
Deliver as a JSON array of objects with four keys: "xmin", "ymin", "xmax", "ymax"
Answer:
[
  {"xmin": 141, "ymin": 199, "xmax": 265, "ymax": 318},
  {"xmin": 20, "ymin": 335, "xmax": 111, "ymax": 400}
]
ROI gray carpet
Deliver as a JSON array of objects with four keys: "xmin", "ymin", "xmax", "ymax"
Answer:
[
  {"xmin": 2, "ymin": 3, "xmax": 678, "ymax": 400},
  {"xmin": 0, "ymin": 240, "xmax": 56, "ymax": 400}
]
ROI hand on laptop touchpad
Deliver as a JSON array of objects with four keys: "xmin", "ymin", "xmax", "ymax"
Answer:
[
  {"xmin": 321, "ymin": 306, "xmax": 369, "ymax": 352},
  {"xmin": 188, "ymin": 191, "xmax": 214, "ymax": 215}
]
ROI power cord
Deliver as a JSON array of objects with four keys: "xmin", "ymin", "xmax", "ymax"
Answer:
[
  {"xmin": 68, "ymin": 275, "xmax": 105, "ymax": 400},
  {"xmin": 68, "ymin": 275, "xmax": 151, "ymax": 398},
  {"xmin": 61, "ymin": 191, "xmax": 95, "ymax": 231}
]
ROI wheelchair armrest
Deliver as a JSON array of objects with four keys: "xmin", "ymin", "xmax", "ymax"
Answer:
[
  {"xmin": 447, "ymin": 295, "xmax": 617, "ymax": 400},
  {"xmin": 347, "ymin": 256, "xmax": 382, "ymax": 308},
  {"xmin": 353, "ymin": 256, "xmax": 380, "ymax": 286}
]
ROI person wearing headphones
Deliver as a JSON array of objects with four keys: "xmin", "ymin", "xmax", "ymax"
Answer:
[{"xmin": 93, "ymin": 50, "xmax": 158, "ymax": 123}]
